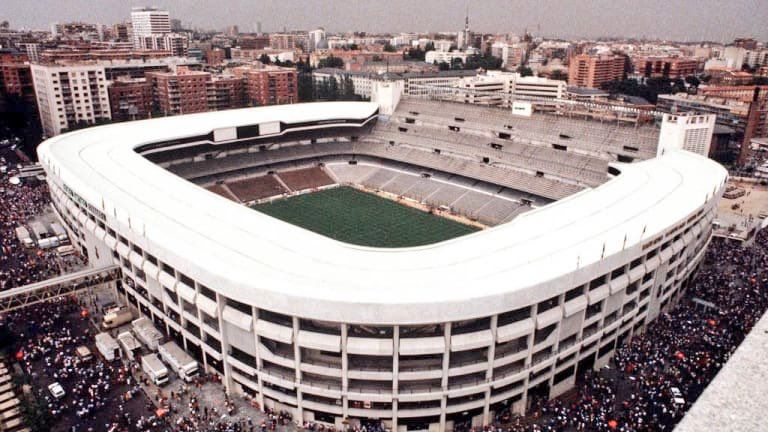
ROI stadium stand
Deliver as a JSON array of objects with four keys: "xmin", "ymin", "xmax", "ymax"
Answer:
[
  {"xmin": 225, "ymin": 175, "xmax": 287, "ymax": 202},
  {"xmin": 276, "ymin": 166, "xmax": 335, "ymax": 191},
  {"xmin": 205, "ymin": 184, "xmax": 240, "ymax": 202}
]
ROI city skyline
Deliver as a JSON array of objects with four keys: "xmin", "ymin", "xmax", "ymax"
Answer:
[{"xmin": 3, "ymin": 0, "xmax": 767, "ymax": 41}]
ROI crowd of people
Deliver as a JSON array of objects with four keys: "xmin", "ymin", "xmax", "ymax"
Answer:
[
  {"xmin": 2, "ymin": 153, "xmax": 768, "ymax": 431},
  {"xmin": 3, "ymin": 297, "xmax": 152, "ymax": 431},
  {"xmin": 460, "ymin": 229, "xmax": 768, "ymax": 432},
  {"xmin": 0, "ymin": 175, "xmax": 64, "ymax": 290}
]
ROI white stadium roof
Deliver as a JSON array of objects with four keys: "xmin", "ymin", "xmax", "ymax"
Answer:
[{"xmin": 38, "ymin": 102, "xmax": 728, "ymax": 324}]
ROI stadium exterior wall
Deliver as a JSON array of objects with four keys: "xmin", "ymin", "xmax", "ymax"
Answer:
[{"xmin": 37, "ymin": 102, "xmax": 727, "ymax": 431}]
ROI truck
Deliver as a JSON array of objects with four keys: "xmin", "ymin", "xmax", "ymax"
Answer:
[
  {"xmin": 117, "ymin": 331, "xmax": 142, "ymax": 361},
  {"xmin": 49, "ymin": 222, "xmax": 68, "ymax": 242},
  {"xmin": 141, "ymin": 353, "xmax": 169, "ymax": 386},
  {"xmin": 14, "ymin": 226, "xmax": 34, "ymax": 248},
  {"xmin": 95, "ymin": 332, "xmax": 121, "ymax": 361},
  {"xmin": 132, "ymin": 317, "xmax": 164, "ymax": 351},
  {"xmin": 158, "ymin": 341, "xmax": 199, "ymax": 382},
  {"xmin": 75, "ymin": 345, "xmax": 92, "ymax": 362},
  {"xmin": 102, "ymin": 307, "xmax": 134, "ymax": 330}
]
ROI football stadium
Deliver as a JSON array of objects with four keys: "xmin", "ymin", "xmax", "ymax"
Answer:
[{"xmin": 37, "ymin": 99, "xmax": 727, "ymax": 431}]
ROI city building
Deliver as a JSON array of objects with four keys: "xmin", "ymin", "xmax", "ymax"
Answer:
[
  {"xmin": 657, "ymin": 86, "xmax": 768, "ymax": 163},
  {"xmin": 0, "ymin": 50, "xmax": 35, "ymax": 106},
  {"xmin": 451, "ymin": 71, "xmax": 566, "ymax": 108},
  {"xmin": 567, "ymin": 54, "xmax": 626, "ymax": 88},
  {"xmin": 30, "ymin": 63, "xmax": 111, "ymax": 136},
  {"xmin": 37, "ymin": 100, "xmax": 726, "ymax": 432},
  {"xmin": 239, "ymin": 35, "xmax": 271, "ymax": 50},
  {"xmin": 232, "ymin": 65, "xmax": 298, "ymax": 106},
  {"xmin": 146, "ymin": 67, "xmax": 210, "ymax": 115},
  {"xmin": 134, "ymin": 33, "xmax": 189, "ymax": 57},
  {"xmin": 130, "ymin": 7, "xmax": 171, "ymax": 49},
  {"xmin": 269, "ymin": 33, "xmax": 299, "ymax": 50},
  {"xmin": 208, "ymin": 75, "xmax": 247, "ymax": 111},
  {"xmin": 632, "ymin": 56, "xmax": 699, "ymax": 79},
  {"xmin": 425, "ymin": 50, "xmax": 469, "ymax": 65},
  {"xmin": 402, "ymin": 70, "xmax": 478, "ymax": 96},
  {"xmin": 108, "ymin": 77, "xmax": 152, "ymax": 121},
  {"xmin": 308, "ymin": 28, "xmax": 326, "ymax": 52},
  {"xmin": 657, "ymin": 114, "xmax": 717, "ymax": 157}
]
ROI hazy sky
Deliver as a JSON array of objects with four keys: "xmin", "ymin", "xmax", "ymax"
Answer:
[{"xmin": 4, "ymin": 0, "xmax": 767, "ymax": 41}]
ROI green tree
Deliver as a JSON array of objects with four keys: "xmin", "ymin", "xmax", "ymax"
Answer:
[
  {"xmin": 517, "ymin": 65, "xmax": 533, "ymax": 77},
  {"xmin": 684, "ymin": 75, "xmax": 701, "ymax": 88},
  {"xmin": 549, "ymin": 70, "xmax": 568, "ymax": 81},
  {"xmin": 383, "ymin": 43, "xmax": 397, "ymax": 53},
  {"xmin": 298, "ymin": 73, "xmax": 314, "ymax": 102},
  {"xmin": 318, "ymin": 55, "xmax": 344, "ymax": 69},
  {"xmin": 438, "ymin": 61, "xmax": 450, "ymax": 71},
  {"xmin": 258, "ymin": 53, "xmax": 271, "ymax": 65}
]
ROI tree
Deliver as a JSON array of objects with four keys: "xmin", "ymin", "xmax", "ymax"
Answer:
[
  {"xmin": 517, "ymin": 66, "xmax": 533, "ymax": 77},
  {"xmin": 298, "ymin": 73, "xmax": 314, "ymax": 102},
  {"xmin": 383, "ymin": 43, "xmax": 397, "ymax": 53},
  {"xmin": 349, "ymin": 43, "xmax": 360, "ymax": 51},
  {"xmin": 451, "ymin": 57, "xmax": 464, "ymax": 70},
  {"xmin": 549, "ymin": 70, "xmax": 568, "ymax": 81},
  {"xmin": 463, "ymin": 53, "xmax": 503, "ymax": 70},
  {"xmin": 404, "ymin": 46, "xmax": 426, "ymax": 61},
  {"xmin": 258, "ymin": 53, "xmax": 271, "ymax": 65},
  {"xmin": 684, "ymin": 75, "xmax": 701, "ymax": 88},
  {"xmin": 318, "ymin": 55, "xmax": 344, "ymax": 69},
  {"xmin": 438, "ymin": 61, "xmax": 450, "ymax": 71}
]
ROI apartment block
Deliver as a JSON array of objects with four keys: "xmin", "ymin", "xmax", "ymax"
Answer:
[
  {"xmin": 632, "ymin": 56, "xmax": 700, "ymax": 79},
  {"xmin": 568, "ymin": 54, "xmax": 626, "ymax": 88},
  {"xmin": 30, "ymin": 63, "xmax": 110, "ymax": 136},
  {"xmin": 108, "ymin": 77, "xmax": 152, "ymax": 121},
  {"xmin": 146, "ymin": 68, "xmax": 210, "ymax": 115}
]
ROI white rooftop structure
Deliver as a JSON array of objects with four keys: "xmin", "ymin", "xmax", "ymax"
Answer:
[{"xmin": 37, "ymin": 102, "xmax": 727, "ymax": 324}]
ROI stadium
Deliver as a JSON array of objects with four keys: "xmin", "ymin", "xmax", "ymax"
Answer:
[{"xmin": 37, "ymin": 99, "xmax": 727, "ymax": 431}]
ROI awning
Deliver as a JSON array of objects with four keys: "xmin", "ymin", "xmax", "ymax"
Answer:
[
  {"xmin": 297, "ymin": 330, "xmax": 341, "ymax": 352},
  {"xmin": 176, "ymin": 281, "xmax": 196, "ymax": 303},
  {"xmin": 536, "ymin": 307, "xmax": 562, "ymax": 329},
  {"xmin": 497, "ymin": 318, "xmax": 534, "ymax": 342},
  {"xmin": 195, "ymin": 295, "xmax": 218, "ymax": 317},
  {"xmin": 254, "ymin": 319, "xmax": 293, "ymax": 344},
  {"xmin": 116, "ymin": 242, "xmax": 130, "ymax": 258},
  {"xmin": 93, "ymin": 226, "xmax": 106, "ymax": 241},
  {"xmin": 347, "ymin": 337, "xmax": 393, "ymax": 355},
  {"xmin": 158, "ymin": 271, "xmax": 176, "ymax": 291},
  {"xmin": 129, "ymin": 251, "xmax": 143, "ymax": 268},
  {"xmin": 563, "ymin": 296, "xmax": 587, "ymax": 317},
  {"xmin": 587, "ymin": 284, "xmax": 609, "ymax": 305},
  {"xmin": 399, "ymin": 336, "xmax": 445, "ymax": 355},
  {"xmin": 451, "ymin": 329, "xmax": 493, "ymax": 352},
  {"xmin": 223, "ymin": 306, "xmax": 253, "ymax": 331},
  {"xmin": 609, "ymin": 275, "xmax": 629, "ymax": 294},
  {"xmin": 104, "ymin": 235, "xmax": 117, "ymax": 249},
  {"xmin": 142, "ymin": 261, "xmax": 159, "ymax": 279}
]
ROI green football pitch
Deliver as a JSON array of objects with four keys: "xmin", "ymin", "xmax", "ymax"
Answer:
[{"xmin": 252, "ymin": 186, "xmax": 479, "ymax": 248}]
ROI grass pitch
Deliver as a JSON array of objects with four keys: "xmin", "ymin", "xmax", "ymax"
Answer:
[{"xmin": 252, "ymin": 186, "xmax": 479, "ymax": 248}]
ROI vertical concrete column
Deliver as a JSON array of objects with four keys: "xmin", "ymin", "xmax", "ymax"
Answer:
[
  {"xmin": 292, "ymin": 316, "xmax": 303, "ymax": 422},
  {"xmin": 483, "ymin": 315, "xmax": 498, "ymax": 425},
  {"xmin": 392, "ymin": 325, "xmax": 399, "ymax": 431},
  {"xmin": 215, "ymin": 292, "xmax": 232, "ymax": 394},
  {"xmin": 439, "ymin": 322, "xmax": 452, "ymax": 431},
  {"xmin": 341, "ymin": 323, "xmax": 349, "ymax": 420},
  {"xmin": 194, "ymin": 282, "xmax": 208, "ymax": 372},
  {"xmin": 252, "ymin": 308, "xmax": 265, "ymax": 408}
]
